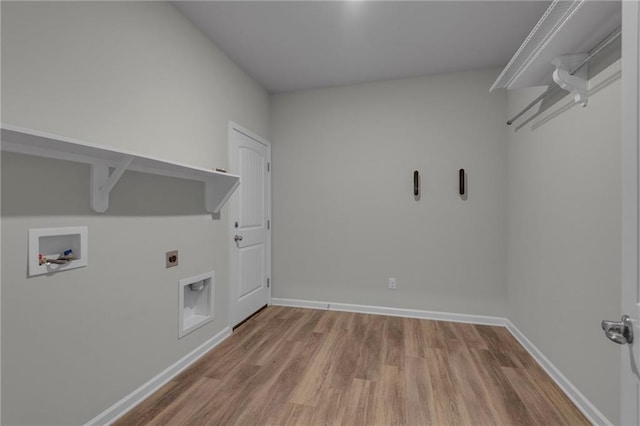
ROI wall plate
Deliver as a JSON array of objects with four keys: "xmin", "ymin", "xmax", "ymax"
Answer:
[{"xmin": 166, "ymin": 250, "xmax": 178, "ymax": 268}]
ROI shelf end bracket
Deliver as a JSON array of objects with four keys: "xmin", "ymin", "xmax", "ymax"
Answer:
[
  {"xmin": 552, "ymin": 54, "xmax": 588, "ymax": 107},
  {"xmin": 90, "ymin": 156, "xmax": 133, "ymax": 213},
  {"xmin": 205, "ymin": 177, "xmax": 240, "ymax": 214}
]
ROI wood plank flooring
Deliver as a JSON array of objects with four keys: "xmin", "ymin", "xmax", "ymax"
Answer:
[{"xmin": 115, "ymin": 306, "xmax": 588, "ymax": 426}]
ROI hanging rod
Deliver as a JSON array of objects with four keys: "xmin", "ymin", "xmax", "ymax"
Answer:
[
  {"xmin": 507, "ymin": 26, "xmax": 621, "ymax": 126},
  {"xmin": 569, "ymin": 26, "xmax": 622, "ymax": 76},
  {"xmin": 507, "ymin": 85, "xmax": 560, "ymax": 125}
]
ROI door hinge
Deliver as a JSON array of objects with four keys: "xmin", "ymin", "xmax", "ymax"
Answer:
[
  {"xmin": 267, "ymin": 220, "xmax": 270, "ymax": 230},
  {"xmin": 267, "ymin": 162, "xmax": 270, "ymax": 172},
  {"xmin": 267, "ymin": 278, "xmax": 270, "ymax": 288}
]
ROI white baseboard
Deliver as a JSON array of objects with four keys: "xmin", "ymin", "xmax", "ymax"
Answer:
[
  {"xmin": 272, "ymin": 297, "xmax": 330, "ymax": 311},
  {"xmin": 271, "ymin": 297, "xmax": 506, "ymax": 326},
  {"xmin": 505, "ymin": 320, "xmax": 611, "ymax": 426},
  {"xmin": 85, "ymin": 326, "xmax": 232, "ymax": 426},
  {"xmin": 271, "ymin": 297, "xmax": 611, "ymax": 425}
]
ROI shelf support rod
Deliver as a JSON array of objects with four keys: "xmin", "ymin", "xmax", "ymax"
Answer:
[
  {"xmin": 507, "ymin": 85, "xmax": 559, "ymax": 125},
  {"xmin": 569, "ymin": 26, "xmax": 621, "ymax": 76},
  {"xmin": 506, "ymin": 25, "xmax": 622, "ymax": 126}
]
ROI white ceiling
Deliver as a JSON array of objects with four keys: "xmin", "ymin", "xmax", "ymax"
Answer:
[{"xmin": 173, "ymin": 1, "xmax": 551, "ymax": 93}]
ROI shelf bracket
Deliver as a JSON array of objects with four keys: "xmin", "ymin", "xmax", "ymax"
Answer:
[
  {"xmin": 90, "ymin": 156, "xmax": 133, "ymax": 213},
  {"xmin": 204, "ymin": 178, "xmax": 240, "ymax": 214},
  {"xmin": 552, "ymin": 54, "xmax": 589, "ymax": 107}
]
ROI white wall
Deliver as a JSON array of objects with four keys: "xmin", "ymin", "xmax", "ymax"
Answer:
[
  {"xmin": 506, "ymin": 60, "xmax": 621, "ymax": 423},
  {"xmin": 270, "ymin": 69, "xmax": 508, "ymax": 316},
  {"xmin": 1, "ymin": 2, "xmax": 268, "ymax": 424}
]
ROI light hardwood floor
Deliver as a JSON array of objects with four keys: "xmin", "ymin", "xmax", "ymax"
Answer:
[{"xmin": 115, "ymin": 306, "xmax": 588, "ymax": 425}]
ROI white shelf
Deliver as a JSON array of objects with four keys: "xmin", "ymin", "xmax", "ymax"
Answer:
[
  {"xmin": 1, "ymin": 124, "xmax": 240, "ymax": 214},
  {"xmin": 491, "ymin": 0, "xmax": 621, "ymax": 91}
]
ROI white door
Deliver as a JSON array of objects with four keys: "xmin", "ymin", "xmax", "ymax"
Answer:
[
  {"xmin": 617, "ymin": 1, "xmax": 640, "ymax": 424},
  {"xmin": 228, "ymin": 122, "xmax": 271, "ymax": 328}
]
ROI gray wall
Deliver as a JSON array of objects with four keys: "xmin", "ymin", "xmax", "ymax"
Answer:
[
  {"xmin": 1, "ymin": 2, "xmax": 268, "ymax": 424},
  {"xmin": 270, "ymin": 69, "xmax": 508, "ymax": 316},
  {"xmin": 506, "ymin": 60, "xmax": 621, "ymax": 423}
]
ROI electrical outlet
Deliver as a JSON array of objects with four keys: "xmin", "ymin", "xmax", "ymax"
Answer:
[
  {"xmin": 388, "ymin": 277, "xmax": 397, "ymax": 290},
  {"xmin": 166, "ymin": 250, "xmax": 178, "ymax": 268}
]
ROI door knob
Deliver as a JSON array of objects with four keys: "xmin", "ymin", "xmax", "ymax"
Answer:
[
  {"xmin": 601, "ymin": 315, "xmax": 634, "ymax": 344},
  {"xmin": 234, "ymin": 235, "xmax": 243, "ymax": 242}
]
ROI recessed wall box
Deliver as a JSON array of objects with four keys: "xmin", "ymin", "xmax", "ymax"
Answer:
[
  {"xmin": 28, "ymin": 226, "xmax": 88, "ymax": 276},
  {"xmin": 178, "ymin": 271, "xmax": 214, "ymax": 338}
]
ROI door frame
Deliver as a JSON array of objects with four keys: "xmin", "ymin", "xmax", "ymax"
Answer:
[
  {"xmin": 227, "ymin": 121, "xmax": 272, "ymax": 328},
  {"xmin": 621, "ymin": 0, "xmax": 640, "ymax": 423}
]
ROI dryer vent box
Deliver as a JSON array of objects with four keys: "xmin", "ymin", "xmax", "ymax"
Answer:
[{"xmin": 179, "ymin": 271, "xmax": 214, "ymax": 338}]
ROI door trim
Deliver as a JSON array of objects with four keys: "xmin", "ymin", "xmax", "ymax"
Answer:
[
  {"xmin": 621, "ymin": 1, "xmax": 640, "ymax": 423},
  {"xmin": 227, "ymin": 121, "xmax": 272, "ymax": 329}
]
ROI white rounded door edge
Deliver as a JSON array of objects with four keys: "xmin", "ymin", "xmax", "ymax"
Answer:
[{"xmin": 620, "ymin": 2, "xmax": 640, "ymax": 424}]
